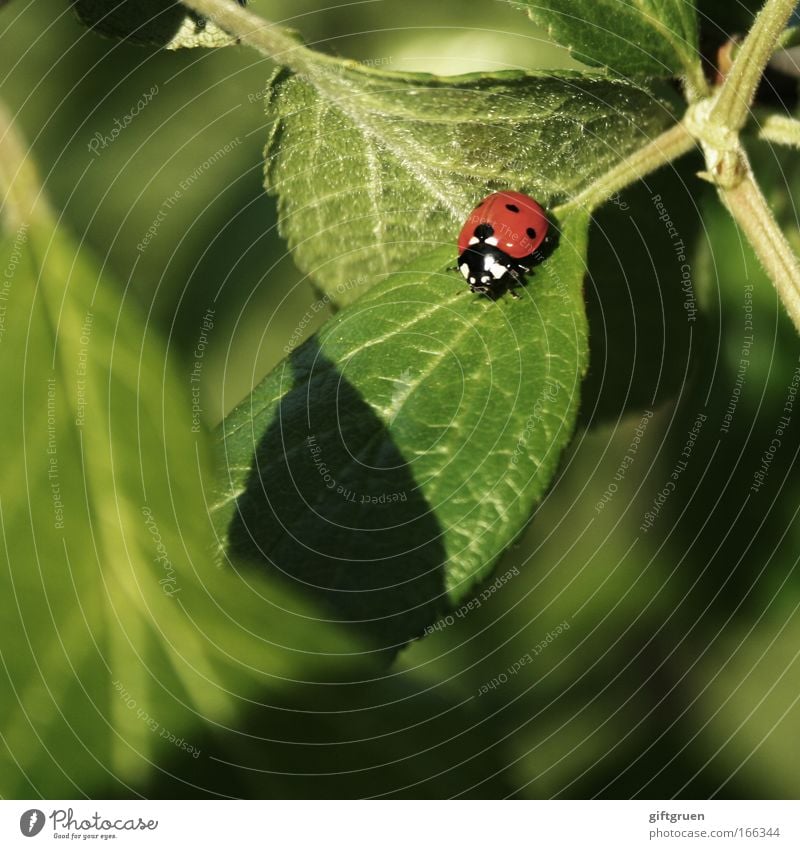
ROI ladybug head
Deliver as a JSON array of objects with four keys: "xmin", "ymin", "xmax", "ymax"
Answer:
[{"xmin": 457, "ymin": 242, "xmax": 511, "ymax": 290}]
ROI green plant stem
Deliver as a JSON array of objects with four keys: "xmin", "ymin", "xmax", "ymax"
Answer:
[
  {"xmin": 185, "ymin": 0, "xmax": 699, "ymax": 221},
  {"xmin": 758, "ymin": 113, "xmax": 800, "ymax": 148},
  {"xmin": 188, "ymin": 0, "xmax": 800, "ymax": 334},
  {"xmin": 722, "ymin": 172, "xmax": 800, "ymax": 331},
  {"xmin": 181, "ymin": 0, "xmax": 328, "ymax": 74},
  {"xmin": 684, "ymin": 0, "xmax": 800, "ymax": 333},
  {"xmin": 710, "ymin": 0, "xmax": 798, "ymax": 131},
  {"xmin": 0, "ymin": 101, "xmax": 51, "ymax": 233},
  {"xmin": 554, "ymin": 121, "xmax": 697, "ymax": 217}
]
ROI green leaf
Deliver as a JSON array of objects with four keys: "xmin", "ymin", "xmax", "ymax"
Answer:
[
  {"xmin": 0, "ymin": 123, "xmax": 358, "ymax": 797},
  {"xmin": 776, "ymin": 24, "xmax": 800, "ymax": 51},
  {"xmin": 142, "ymin": 674, "xmax": 517, "ymax": 798},
  {"xmin": 73, "ymin": 0, "xmax": 243, "ymax": 49},
  {"xmin": 515, "ymin": 0, "xmax": 702, "ymax": 82},
  {"xmin": 212, "ymin": 212, "xmax": 590, "ymax": 648},
  {"xmin": 264, "ymin": 64, "xmax": 677, "ymax": 305},
  {"xmin": 693, "ymin": 603, "xmax": 800, "ymax": 797}
]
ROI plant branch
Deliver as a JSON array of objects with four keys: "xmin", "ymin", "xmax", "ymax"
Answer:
[
  {"xmin": 554, "ymin": 121, "xmax": 697, "ymax": 217},
  {"xmin": 188, "ymin": 0, "xmax": 800, "ymax": 336},
  {"xmin": 710, "ymin": 0, "xmax": 797, "ymax": 131},
  {"xmin": 181, "ymin": 0, "xmax": 332, "ymax": 75},
  {"xmin": 0, "ymin": 100, "xmax": 51, "ymax": 233},
  {"xmin": 758, "ymin": 113, "xmax": 800, "ymax": 148},
  {"xmin": 721, "ymin": 171, "xmax": 800, "ymax": 331}
]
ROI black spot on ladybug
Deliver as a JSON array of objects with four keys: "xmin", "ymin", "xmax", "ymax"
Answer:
[
  {"xmin": 526, "ymin": 227, "xmax": 537, "ymax": 239},
  {"xmin": 506, "ymin": 203, "xmax": 520, "ymax": 213},
  {"xmin": 474, "ymin": 223, "xmax": 494, "ymax": 239}
]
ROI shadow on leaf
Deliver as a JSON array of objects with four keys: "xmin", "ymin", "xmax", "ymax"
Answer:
[{"xmin": 224, "ymin": 339, "xmax": 448, "ymax": 649}]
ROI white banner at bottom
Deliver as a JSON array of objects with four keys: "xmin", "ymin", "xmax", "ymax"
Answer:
[{"xmin": 2, "ymin": 799, "xmax": 797, "ymax": 848}]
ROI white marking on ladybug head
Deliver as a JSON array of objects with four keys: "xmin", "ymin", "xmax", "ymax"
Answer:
[
  {"xmin": 483, "ymin": 255, "xmax": 495, "ymax": 271},
  {"xmin": 490, "ymin": 263, "xmax": 507, "ymax": 279}
]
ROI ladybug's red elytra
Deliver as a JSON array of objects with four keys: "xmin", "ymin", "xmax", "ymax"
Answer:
[{"xmin": 457, "ymin": 191, "xmax": 551, "ymax": 297}]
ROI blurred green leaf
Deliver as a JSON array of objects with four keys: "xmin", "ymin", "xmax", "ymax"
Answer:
[
  {"xmin": 642, "ymin": 139, "xmax": 800, "ymax": 620},
  {"xmin": 515, "ymin": 0, "xmax": 702, "ymax": 82},
  {"xmin": 693, "ymin": 597, "xmax": 800, "ymax": 798},
  {"xmin": 212, "ymin": 214, "xmax": 589, "ymax": 648},
  {"xmin": 141, "ymin": 674, "xmax": 517, "ymax": 798},
  {"xmin": 400, "ymin": 415, "xmax": 680, "ymax": 796},
  {"xmin": 597, "ymin": 138, "xmax": 800, "ymax": 797},
  {"xmin": 73, "ymin": 0, "xmax": 242, "ymax": 48},
  {"xmin": 264, "ymin": 64, "xmax": 677, "ymax": 305},
  {"xmin": 0, "ymin": 117, "xmax": 359, "ymax": 797},
  {"xmin": 776, "ymin": 24, "xmax": 800, "ymax": 50}
]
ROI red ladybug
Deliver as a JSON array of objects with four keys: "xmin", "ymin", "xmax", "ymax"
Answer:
[{"xmin": 457, "ymin": 191, "xmax": 551, "ymax": 297}]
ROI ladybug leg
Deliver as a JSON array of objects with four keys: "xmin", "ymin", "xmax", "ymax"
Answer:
[{"xmin": 505, "ymin": 267, "xmax": 526, "ymax": 298}]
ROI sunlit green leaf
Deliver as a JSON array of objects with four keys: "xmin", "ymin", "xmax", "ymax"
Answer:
[
  {"xmin": 515, "ymin": 0, "xmax": 702, "ymax": 81},
  {"xmin": 212, "ymin": 213, "xmax": 590, "ymax": 647},
  {"xmin": 264, "ymin": 64, "xmax": 677, "ymax": 305}
]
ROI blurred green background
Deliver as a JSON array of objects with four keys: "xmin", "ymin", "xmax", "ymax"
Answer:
[{"xmin": 2, "ymin": 0, "xmax": 800, "ymax": 798}]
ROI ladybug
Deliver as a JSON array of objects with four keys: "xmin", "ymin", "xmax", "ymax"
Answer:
[{"xmin": 457, "ymin": 191, "xmax": 551, "ymax": 297}]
